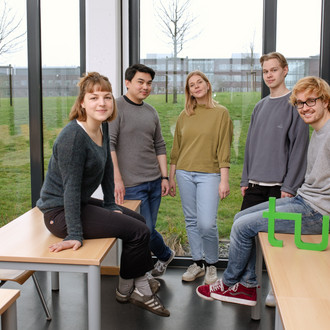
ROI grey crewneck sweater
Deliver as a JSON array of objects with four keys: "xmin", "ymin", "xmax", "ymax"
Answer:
[
  {"xmin": 241, "ymin": 92, "xmax": 309, "ymax": 195},
  {"xmin": 298, "ymin": 119, "xmax": 330, "ymax": 215},
  {"xmin": 37, "ymin": 120, "xmax": 121, "ymax": 244},
  {"xmin": 109, "ymin": 95, "xmax": 166, "ymax": 187}
]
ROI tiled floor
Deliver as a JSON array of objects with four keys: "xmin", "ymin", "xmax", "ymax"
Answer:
[{"xmin": 1, "ymin": 268, "xmax": 275, "ymax": 330}]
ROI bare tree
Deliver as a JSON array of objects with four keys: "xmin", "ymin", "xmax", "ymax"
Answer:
[
  {"xmin": 155, "ymin": 0, "xmax": 198, "ymax": 103},
  {"xmin": 245, "ymin": 31, "xmax": 257, "ymax": 92},
  {"xmin": 0, "ymin": 0, "xmax": 26, "ymax": 58}
]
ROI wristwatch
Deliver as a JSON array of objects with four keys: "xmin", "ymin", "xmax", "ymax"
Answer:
[{"xmin": 161, "ymin": 176, "xmax": 169, "ymax": 180}]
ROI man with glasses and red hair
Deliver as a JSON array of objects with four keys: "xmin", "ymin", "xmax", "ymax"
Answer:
[{"xmin": 196, "ymin": 76, "xmax": 330, "ymax": 307}]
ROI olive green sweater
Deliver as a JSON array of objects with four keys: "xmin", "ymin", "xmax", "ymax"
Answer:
[{"xmin": 170, "ymin": 103, "xmax": 233, "ymax": 173}]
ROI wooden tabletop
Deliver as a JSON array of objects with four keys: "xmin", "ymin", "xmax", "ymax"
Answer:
[
  {"xmin": 0, "ymin": 201, "xmax": 137, "ymax": 266},
  {"xmin": 258, "ymin": 232, "xmax": 330, "ymax": 330}
]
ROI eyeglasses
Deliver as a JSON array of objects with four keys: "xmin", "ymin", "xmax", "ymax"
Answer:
[{"xmin": 295, "ymin": 97, "xmax": 321, "ymax": 109}]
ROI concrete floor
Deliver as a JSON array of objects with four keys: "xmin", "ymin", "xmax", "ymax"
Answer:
[{"xmin": 1, "ymin": 267, "xmax": 275, "ymax": 330}]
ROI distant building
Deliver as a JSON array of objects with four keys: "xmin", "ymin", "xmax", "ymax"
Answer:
[
  {"xmin": 0, "ymin": 56, "xmax": 319, "ymax": 98},
  {"xmin": 0, "ymin": 66, "xmax": 80, "ymax": 98},
  {"xmin": 141, "ymin": 55, "xmax": 319, "ymax": 94}
]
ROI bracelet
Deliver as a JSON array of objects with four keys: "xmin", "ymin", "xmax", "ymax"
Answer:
[{"xmin": 161, "ymin": 176, "xmax": 169, "ymax": 180}]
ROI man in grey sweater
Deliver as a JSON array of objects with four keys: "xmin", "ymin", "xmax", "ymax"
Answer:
[
  {"xmin": 241, "ymin": 52, "xmax": 309, "ymax": 211},
  {"xmin": 196, "ymin": 76, "xmax": 330, "ymax": 306},
  {"xmin": 109, "ymin": 64, "xmax": 175, "ymax": 279}
]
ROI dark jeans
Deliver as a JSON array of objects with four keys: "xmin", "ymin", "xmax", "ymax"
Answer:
[
  {"xmin": 43, "ymin": 198, "xmax": 154, "ymax": 279},
  {"xmin": 241, "ymin": 183, "xmax": 281, "ymax": 211},
  {"xmin": 125, "ymin": 178, "xmax": 171, "ymax": 261}
]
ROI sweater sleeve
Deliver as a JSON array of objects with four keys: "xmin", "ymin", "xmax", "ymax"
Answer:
[
  {"xmin": 170, "ymin": 113, "xmax": 183, "ymax": 165},
  {"xmin": 102, "ymin": 124, "xmax": 122, "ymax": 212},
  {"xmin": 240, "ymin": 110, "xmax": 255, "ymax": 187},
  {"xmin": 217, "ymin": 109, "xmax": 233, "ymax": 168},
  {"xmin": 153, "ymin": 111, "xmax": 167, "ymax": 156},
  {"xmin": 54, "ymin": 129, "xmax": 86, "ymax": 244},
  {"xmin": 281, "ymin": 109, "xmax": 309, "ymax": 195},
  {"xmin": 108, "ymin": 112, "xmax": 120, "ymax": 152}
]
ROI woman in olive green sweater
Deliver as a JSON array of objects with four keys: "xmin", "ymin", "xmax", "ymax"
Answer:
[{"xmin": 169, "ymin": 71, "xmax": 233, "ymax": 285}]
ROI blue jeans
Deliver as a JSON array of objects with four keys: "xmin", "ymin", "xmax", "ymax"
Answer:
[
  {"xmin": 125, "ymin": 178, "xmax": 171, "ymax": 261},
  {"xmin": 223, "ymin": 195, "xmax": 325, "ymax": 287},
  {"xmin": 176, "ymin": 170, "xmax": 221, "ymax": 264}
]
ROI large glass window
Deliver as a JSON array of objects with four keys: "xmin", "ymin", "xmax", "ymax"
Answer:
[
  {"xmin": 140, "ymin": 0, "xmax": 263, "ymax": 256},
  {"xmin": 0, "ymin": 0, "xmax": 29, "ymax": 226},
  {"xmin": 40, "ymin": 0, "xmax": 80, "ymax": 167},
  {"xmin": 140, "ymin": 0, "xmax": 323, "ymax": 258},
  {"xmin": 277, "ymin": 0, "xmax": 321, "ymax": 88}
]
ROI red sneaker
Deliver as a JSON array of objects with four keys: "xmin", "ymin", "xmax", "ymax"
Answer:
[
  {"xmin": 196, "ymin": 279, "xmax": 229, "ymax": 301},
  {"xmin": 211, "ymin": 283, "xmax": 257, "ymax": 306}
]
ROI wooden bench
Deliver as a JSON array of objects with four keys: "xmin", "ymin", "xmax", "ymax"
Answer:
[
  {"xmin": 258, "ymin": 232, "xmax": 330, "ymax": 330},
  {"xmin": 0, "ymin": 288, "xmax": 20, "ymax": 330},
  {"xmin": 0, "ymin": 200, "xmax": 140, "ymax": 330}
]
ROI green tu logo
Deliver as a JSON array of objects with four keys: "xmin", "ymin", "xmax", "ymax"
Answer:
[{"xmin": 263, "ymin": 197, "xmax": 329, "ymax": 251}]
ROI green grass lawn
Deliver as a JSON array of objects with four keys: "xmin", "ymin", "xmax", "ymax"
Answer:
[{"xmin": 0, "ymin": 92, "xmax": 260, "ymax": 252}]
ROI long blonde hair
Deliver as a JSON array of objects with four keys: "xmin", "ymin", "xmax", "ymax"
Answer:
[
  {"xmin": 69, "ymin": 72, "xmax": 117, "ymax": 122},
  {"xmin": 184, "ymin": 70, "xmax": 216, "ymax": 116}
]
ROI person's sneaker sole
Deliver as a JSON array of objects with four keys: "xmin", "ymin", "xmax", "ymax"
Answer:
[{"xmin": 214, "ymin": 294, "xmax": 257, "ymax": 306}]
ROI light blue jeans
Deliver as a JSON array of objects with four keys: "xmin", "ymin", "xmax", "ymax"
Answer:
[
  {"xmin": 125, "ymin": 178, "xmax": 172, "ymax": 261},
  {"xmin": 176, "ymin": 170, "xmax": 221, "ymax": 264},
  {"xmin": 223, "ymin": 195, "xmax": 325, "ymax": 287}
]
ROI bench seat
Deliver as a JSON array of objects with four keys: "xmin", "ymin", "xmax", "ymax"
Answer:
[
  {"xmin": 258, "ymin": 232, "xmax": 330, "ymax": 330},
  {"xmin": 0, "ymin": 288, "xmax": 20, "ymax": 330}
]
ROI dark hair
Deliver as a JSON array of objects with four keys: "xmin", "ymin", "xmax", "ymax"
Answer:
[
  {"xmin": 69, "ymin": 72, "xmax": 117, "ymax": 122},
  {"xmin": 125, "ymin": 64, "xmax": 155, "ymax": 81}
]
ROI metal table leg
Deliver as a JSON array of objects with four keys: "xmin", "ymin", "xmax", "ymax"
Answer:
[
  {"xmin": 88, "ymin": 265, "xmax": 101, "ymax": 330},
  {"xmin": 1, "ymin": 301, "xmax": 18, "ymax": 330},
  {"xmin": 251, "ymin": 236, "xmax": 262, "ymax": 320}
]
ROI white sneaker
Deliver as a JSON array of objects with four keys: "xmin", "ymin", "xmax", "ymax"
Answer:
[
  {"xmin": 182, "ymin": 263, "xmax": 205, "ymax": 282},
  {"xmin": 205, "ymin": 265, "xmax": 218, "ymax": 284},
  {"xmin": 265, "ymin": 288, "xmax": 276, "ymax": 307},
  {"xmin": 151, "ymin": 249, "xmax": 175, "ymax": 277}
]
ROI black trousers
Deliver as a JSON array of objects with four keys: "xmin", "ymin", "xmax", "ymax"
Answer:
[
  {"xmin": 240, "ymin": 183, "xmax": 281, "ymax": 211},
  {"xmin": 43, "ymin": 198, "xmax": 154, "ymax": 279}
]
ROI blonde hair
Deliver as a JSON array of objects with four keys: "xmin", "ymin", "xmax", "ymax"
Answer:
[
  {"xmin": 290, "ymin": 76, "xmax": 330, "ymax": 112},
  {"xmin": 260, "ymin": 52, "xmax": 288, "ymax": 68},
  {"xmin": 69, "ymin": 72, "xmax": 117, "ymax": 122},
  {"xmin": 184, "ymin": 70, "xmax": 216, "ymax": 116}
]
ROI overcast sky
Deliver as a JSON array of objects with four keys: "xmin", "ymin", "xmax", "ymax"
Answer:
[
  {"xmin": 141, "ymin": 0, "xmax": 322, "ymax": 59},
  {"xmin": 0, "ymin": 0, "xmax": 79, "ymax": 67},
  {"xmin": 1, "ymin": 0, "xmax": 322, "ymax": 67}
]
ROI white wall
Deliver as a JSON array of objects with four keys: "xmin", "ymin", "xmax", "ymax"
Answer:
[
  {"xmin": 85, "ymin": 0, "xmax": 129, "ymax": 98},
  {"xmin": 87, "ymin": 0, "xmax": 130, "ymax": 267}
]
